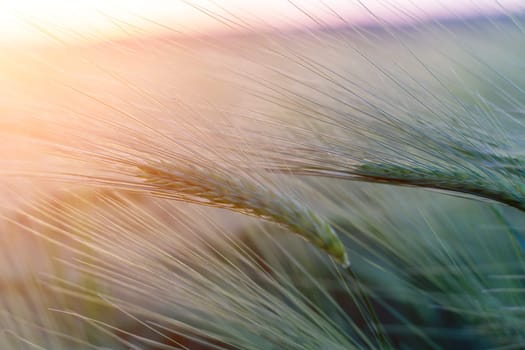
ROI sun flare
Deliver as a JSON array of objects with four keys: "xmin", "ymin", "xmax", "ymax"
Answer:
[{"xmin": 0, "ymin": 0, "xmax": 210, "ymax": 45}]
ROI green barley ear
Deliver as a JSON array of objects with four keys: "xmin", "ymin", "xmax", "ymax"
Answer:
[
  {"xmin": 355, "ymin": 161, "xmax": 525, "ymax": 212},
  {"xmin": 137, "ymin": 161, "xmax": 349, "ymax": 266}
]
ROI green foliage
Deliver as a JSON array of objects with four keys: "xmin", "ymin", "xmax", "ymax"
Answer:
[{"xmin": 1, "ymin": 6, "xmax": 525, "ymax": 350}]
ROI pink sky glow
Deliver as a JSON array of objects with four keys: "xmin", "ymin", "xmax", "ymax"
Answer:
[{"xmin": 0, "ymin": 0, "xmax": 523, "ymax": 45}]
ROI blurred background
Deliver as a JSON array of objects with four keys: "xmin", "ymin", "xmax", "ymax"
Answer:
[{"xmin": 0, "ymin": 1, "xmax": 525, "ymax": 349}]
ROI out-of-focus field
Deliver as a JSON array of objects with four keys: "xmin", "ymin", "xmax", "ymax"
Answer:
[{"xmin": 0, "ymin": 15, "xmax": 524, "ymax": 349}]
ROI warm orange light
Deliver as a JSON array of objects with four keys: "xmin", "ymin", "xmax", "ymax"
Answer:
[{"xmin": 0, "ymin": 0, "xmax": 211, "ymax": 46}]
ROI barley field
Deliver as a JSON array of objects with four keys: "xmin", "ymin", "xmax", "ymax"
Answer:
[{"xmin": 0, "ymin": 3, "xmax": 525, "ymax": 349}]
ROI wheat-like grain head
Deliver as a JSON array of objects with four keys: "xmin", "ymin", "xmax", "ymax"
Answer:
[{"xmin": 137, "ymin": 161, "xmax": 349, "ymax": 267}]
